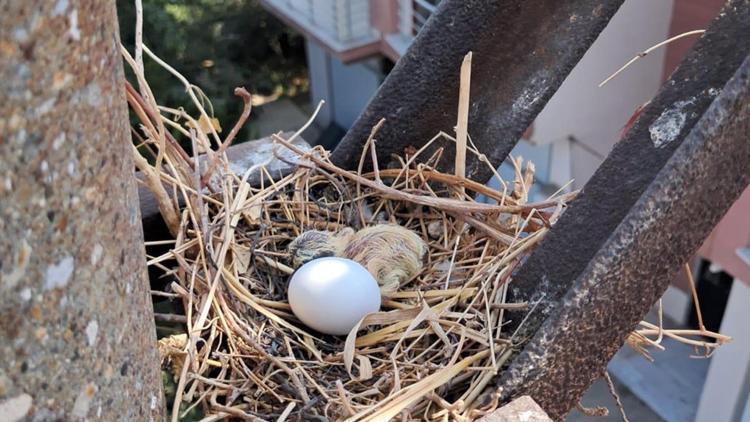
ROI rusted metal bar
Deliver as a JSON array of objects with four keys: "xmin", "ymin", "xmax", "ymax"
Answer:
[
  {"xmin": 497, "ymin": 38, "xmax": 750, "ymax": 422},
  {"xmin": 502, "ymin": 0, "xmax": 750, "ymax": 348},
  {"xmin": 331, "ymin": 0, "xmax": 624, "ymax": 181}
]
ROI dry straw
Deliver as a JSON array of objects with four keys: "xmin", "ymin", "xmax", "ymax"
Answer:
[
  {"xmin": 127, "ymin": 43, "xmax": 567, "ymax": 419},
  {"xmin": 124, "ymin": 25, "xmax": 729, "ymax": 421}
]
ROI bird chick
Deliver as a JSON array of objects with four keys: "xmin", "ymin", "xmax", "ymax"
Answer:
[
  {"xmin": 287, "ymin": 228, "xmax": 354, "ymax": 269},
  {"xmin": 342, "ymin": 225, "xmax": 427, "ymax": 294},
  {"xmin": 288, "ymin": 225, "xmax": 427, "ymax": 294}
]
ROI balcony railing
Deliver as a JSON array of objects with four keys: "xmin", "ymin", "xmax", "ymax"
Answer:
[
  {"xmin": 398, "ymin": 0, "xmax": 440, "ymax": 37},
  {"xmin": 264, "ymin": 0, "xmax": 441, "ymax": 60},
  {"xmin": 266, "ymin": 0, "xmax": 375, "ymax": 49}
]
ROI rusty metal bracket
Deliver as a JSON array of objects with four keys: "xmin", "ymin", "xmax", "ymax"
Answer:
[
  {"xmin": 504, "ymin": 0, "xmax": 750, "ymax": 342},
  {"xmin": 494, "ymin": 1, "xmax": 750, "ymax": 417},
  {"xmin": 497, "ymin": 51, "xmax": 750, "ymax": 419},
  {"xmin": 331, "ymin": 0, "xmax": 624, "ymax": 182}
]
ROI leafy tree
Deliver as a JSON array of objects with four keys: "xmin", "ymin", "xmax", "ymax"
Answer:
[{"xmin": 117, "ymin": 0, "xmax": 308, "ymax": 141}]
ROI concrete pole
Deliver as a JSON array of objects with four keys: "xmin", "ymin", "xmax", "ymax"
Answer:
[{"xmin": 0, "ymin": 1, "xmax": 163, "ymax": 420}]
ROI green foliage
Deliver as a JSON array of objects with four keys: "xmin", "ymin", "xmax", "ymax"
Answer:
[
  {"xmin": 161, "ymin": 370, "xmax": 203, "ymax": 420},
  {"xmin": 117, "ymin": 0, "xmax": 307, "ymax": 140}
]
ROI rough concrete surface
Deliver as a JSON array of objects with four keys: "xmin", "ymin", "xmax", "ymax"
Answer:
[
  {"xmin": 0, "ymin": 1, "xmax": 163, "ymax": 420},
  {"xmin": 481, "ymin": 395, "xmax": 552, "ymax": 421}
]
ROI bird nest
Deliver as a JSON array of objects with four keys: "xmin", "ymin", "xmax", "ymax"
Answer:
[
  {"xmin": 122, "ymin": 16, "xmax": 737, "ymax": 419},
  {"xmin": 125, "ymin": 42, "xmax": 577, "ymax": 419},
  {"xmin": 145, "ymin": 119, "xmax": 572, "ymax": 420}
]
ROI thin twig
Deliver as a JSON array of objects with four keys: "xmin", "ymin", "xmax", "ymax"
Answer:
[
  {"xmin": 201, "ymin": 87, "xmax": 253, "ymax": 186},
  {"xmin": 604, "ymin": 371, "xmax": 630, "ymax": 422},
  {"xmin": 134, "ymin": 0, "xmax": 144, "ymax": 76},
  {"xmin": 599, "ymin": 30, "xmax": 705, "ymax": 87},
  {"xmin": 656, "ymin": 299, "xmax": 664, "ymax": 345},
  {"xmin": 357, "ymin": 118, "xmax": 386, "ymax": 196},
  {"xmin": 685, "ymin": 262, "xmax": 706, "ymax": 331}
]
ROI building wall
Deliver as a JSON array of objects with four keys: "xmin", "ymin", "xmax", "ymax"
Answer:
[
  {"xmin": 305, "ymin": 37, "xmax": 382, "ymax": 130},
  {"xmin": 695, "ymin": 279, "xmax": 750, "ymax": 422},
  {"xmin": 699, "ymin": 187, "xmax": 750, "ymax": 285},
  {"xmin": 305, "ymin": 38, "xmax": 333, "ymax": 127},
  {"xmin": 663, "ymin": 0, "xmax": 727, "ymax": 79},
  {"xmin": 529, "ymin": 0, "xmax": 674, "ymax": 189},
  {"xmin": 329, "ymin": 56, "xmax": 382, "ymax": 128}
]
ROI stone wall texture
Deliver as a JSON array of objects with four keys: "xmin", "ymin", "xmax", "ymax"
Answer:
[{"xmin": 0, "ymin": 1, "xmax": 163, "ymax": 419}]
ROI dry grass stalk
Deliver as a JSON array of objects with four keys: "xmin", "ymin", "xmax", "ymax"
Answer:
[
  {"xmin": 599, "ymin": 29, "xmax": 705, "ymax": 87},
  {"xmin": 626, "ymin": 263, "xmax": 731, "ymax": 361},
  {"xmin": 455, "ymin": 51, "xmax": 472, "ymax": 193}
]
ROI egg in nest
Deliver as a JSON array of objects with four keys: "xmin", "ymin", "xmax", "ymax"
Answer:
[{"xmin": 288, "ymin": 225, "xmax": 427, "ymax": 294}]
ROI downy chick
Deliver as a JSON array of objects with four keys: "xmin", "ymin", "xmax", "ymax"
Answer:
[{"xmin": 288, "ymin": 225, "xmax": 427, "ymax": 294}]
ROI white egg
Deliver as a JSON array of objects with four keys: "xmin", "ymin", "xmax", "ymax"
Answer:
[{"xmin": 288, "ymin": 257, "xmax": 381, "ymax": 335}]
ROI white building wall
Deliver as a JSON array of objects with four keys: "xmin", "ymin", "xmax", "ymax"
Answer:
[
  {"xmin": 329, "ymin": 56, "xmax": 382, "ymax": 128},
  {"xmin": 305, "ymin": 38, "xmax": 333, "ymax": 127},
  {"xmin": 568, "ymin": 140, "xmax": 603, "ymax": 190},
  {"xmin": 742, "ymin": 393, "xmax": 750, "ymax": 422},
  {"xmin": 660, "ymin": 285, "xmax": 690, "ymax": 325},
  {"xmin": 530, "ymin": 0, "xmax": 674, "ymax": 189},
  {"xmin": 548, "ymin": 139, "xmax": 571, "ymax": 191},
  {"xmin": 305, "ymin": 37, "xmax": 382, "ymax": 130},
  {"xmin": 695, "ymin": 279, "xmax": 750, "ymax": 422}
]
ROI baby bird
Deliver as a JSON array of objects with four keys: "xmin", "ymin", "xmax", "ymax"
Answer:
[
  {"xmin": 288, "ymin": 225, "xmax": 427, "ymax": 294},
  {"xmin": 287, "ymin": 228, "xmax": 355, "ymax": 269}
]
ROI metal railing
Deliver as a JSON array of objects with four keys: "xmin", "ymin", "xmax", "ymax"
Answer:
[
  {"xmin": 280, "ymin": 0, "xmax": 371, "ymax": 44},
  {"xmin": 399, "ymin": 0, "xmax": 440, "ymax": 37}
]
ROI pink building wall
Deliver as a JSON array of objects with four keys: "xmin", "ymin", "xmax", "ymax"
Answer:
[
  {"xmin": 698, "ymin": 187, "xmax": 750, "ymax": 284},
  {"xmin": 663, "ymin": 0, "xmax": 750, "ymax": 285}
]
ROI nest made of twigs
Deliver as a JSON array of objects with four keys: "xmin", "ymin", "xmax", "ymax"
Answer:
[
  {"xmin": 145, "ymin": 109, "xmax": 578, "ymax": 421},
  {"xmin": 123, "ymin": 33, "xmax": 575, "ymax": 418},
  {"xmin": 125, "ymin": 30, "xmax": 730, "ymax": 421}
]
